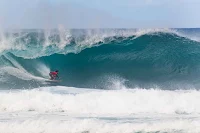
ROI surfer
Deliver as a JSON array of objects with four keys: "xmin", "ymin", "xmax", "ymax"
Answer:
[{"xmin": 49, "ymin": 70, "xmax": 59, "ymax": 80}]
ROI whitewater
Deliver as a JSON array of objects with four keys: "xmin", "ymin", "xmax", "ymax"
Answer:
[{"xmin": 1, "ymin": 28, "xmax": 200, "ymax": 133}]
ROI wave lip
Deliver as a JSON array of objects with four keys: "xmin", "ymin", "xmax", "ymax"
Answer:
[{"xmin": 0, "ymin": 28, "xmax": 199, "ymax": 58}]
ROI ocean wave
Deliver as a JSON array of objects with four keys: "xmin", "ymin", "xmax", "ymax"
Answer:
[{"xmin": 0, "ymin": 29, "xmax": 200, "ymax": 89}]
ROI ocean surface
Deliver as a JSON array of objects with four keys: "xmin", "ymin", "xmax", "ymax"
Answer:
[{"xmin": 0, "ymin": 28, "xmax": 200, "ymax": 133}]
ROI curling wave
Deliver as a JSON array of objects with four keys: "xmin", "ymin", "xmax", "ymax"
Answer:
[{"xmin": 0, "ymin": 29, "xmax": 200, "ymax": 89}]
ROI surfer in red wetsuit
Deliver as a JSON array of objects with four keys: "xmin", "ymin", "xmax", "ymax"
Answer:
[{"xmin": 49, "ymin": 70, "xmax": 59, "ymax": 80}]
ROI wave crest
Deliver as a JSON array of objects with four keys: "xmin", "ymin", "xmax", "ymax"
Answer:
[{"xmin": 0, "ymin": 29, "xmax": 199, "ymax": 58}]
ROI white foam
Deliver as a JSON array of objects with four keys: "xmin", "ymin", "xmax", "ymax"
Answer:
[
  {"xmin": 3, "ymin": 54, "xmax": 27, "ymax": 72},
  {"xmin": 0, "ymin": 54, "xmax": 48, "ymax": 83},
  {"xmin": 0, "ymin": 115, "xmax": 200, "ymax": 133},
  {"xmin": 1, "ymin": 86, "xmax": 200, "ymax": 116},
  {"xmin": 1, "ymin": 86, "xmax": 200, "ymax": 132},
  {"xmin": 43, "ymin": 28, "xmax": 72, "ymax": 49},
  {"xmin": 173, "ymin": 29, "xmax": 200, "ymax": 42},
  {"xmin": 35, "ymin": 63, "xmax": 50, "ymax": 78},
  {"xmin": 0, "ymin": 67, "xmax": 46, "ymax": 81},
  {"xmin": 0, "ymin": 31, "xmax": 25, "ymax": 53},
  {"xmin": 57, "ymin": 25, "xmax": 71, "ymax": 49}
]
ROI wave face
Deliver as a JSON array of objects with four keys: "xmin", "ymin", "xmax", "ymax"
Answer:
[{"xmin": 0, "ymin": 29, "xmax": 200, "ymax": 89}]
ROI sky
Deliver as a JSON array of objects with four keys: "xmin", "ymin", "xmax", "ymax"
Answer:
[{"xmin": 0, "ymin": 0, "xmax": 199, "ymax": 29}]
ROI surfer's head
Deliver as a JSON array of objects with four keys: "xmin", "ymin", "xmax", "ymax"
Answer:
[{"xmin": 55, "ymin": 70, "xmax": 59, "ymax": 72}]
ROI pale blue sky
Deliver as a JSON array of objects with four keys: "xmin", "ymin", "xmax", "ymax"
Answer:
[{"xmin": 0, "ymin": 0, "xmax": 199, "ymax": 29}]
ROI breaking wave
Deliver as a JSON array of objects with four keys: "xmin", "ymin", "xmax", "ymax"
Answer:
[{"xmin": 0, "ymin": 28, "xmax": 200, "ymax": 89}]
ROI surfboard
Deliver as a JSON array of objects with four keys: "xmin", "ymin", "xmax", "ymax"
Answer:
[{"xmin": 45, "ymin": 79, "xmax": 61, "ymax": 83}]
